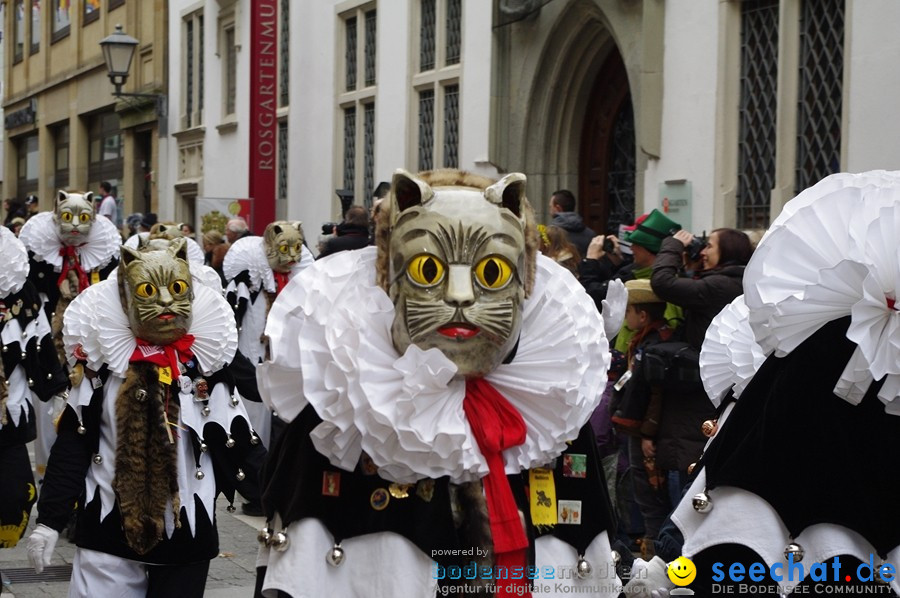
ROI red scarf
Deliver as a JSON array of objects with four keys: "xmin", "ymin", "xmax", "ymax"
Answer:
[
  {"xmin": 58, "ymin": 245, "xmax": 90, "ymax": 293},
  {"xmin": 129, "ymin": 335, "xmax": 196, "ymax": 376},
  {"xmin": 273, "ymin": 272, "xmax": 290, "ymax": 296},
  {"xmin": 463, "ymin": 377, "xmax": 531, "ymax": 598}
]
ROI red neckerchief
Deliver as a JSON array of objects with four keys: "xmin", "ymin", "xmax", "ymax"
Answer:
[
  {"xmin": 463, "ymin": 377, "xmax": 531, "ymax": 598},
  {"xmin": 129, "ymin": 335, "xmax": 196, "ymax": 376},
  {"xmin": 58, "ymin": 245, "xmax": 90, "ymax": 292},
  {"xmin": 273, "ymin": 271, "xmax": 290, "ymax": 296}
]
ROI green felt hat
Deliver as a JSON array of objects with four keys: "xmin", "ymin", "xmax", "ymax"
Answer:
[{"xmin": 625, "ymin": 209, "xmax": 681, "ymax": 253}]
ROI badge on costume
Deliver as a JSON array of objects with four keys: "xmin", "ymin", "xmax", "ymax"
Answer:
[
  {"xmin": 158, "ymin": 366, "xmax": 173, "ymax": 385},
  {"xmin": 359, "ymin": 452, "xmax": 378, "ymax": 475},
  {"xmin": 558, "ymin": 500, "xmax": 582, "ymax": 525},
  {"xmin": 416, "ymin": 479, "xmax": 435, "ymax": 503},
  {"xmin": 178, "ymin": 376, "xmax": 193, "ymax": 394},
  {"xmin": 529, "ymin": 468, "xmax": 557, "ymax": 526},
  {"xmin": 389, "ymin": 483, "xmax": 412, "ymax": 499},
  {"xmin": 91, "ymin": 271, "xmax": 100, "ymax": 285},
  {"xmin": 370, "ymin": 488, "xmax": 390, "ymax": 511},
  {"xmin": 562, "ymin": 454, "xmax": 587, "ymax": 478},
  {"xmin": 322, "ymin": 471, "xmax": 341, "ymax": 497}
]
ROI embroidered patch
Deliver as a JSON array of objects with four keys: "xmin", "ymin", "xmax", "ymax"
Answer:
[
  {"xmin": 322, "ymin": 471, "xmax": 341, "ymax": 497},
  {"xmin": 558, "ymin": 500, "xmax": 582, "ymax": 525},
  {"xmin": 562, "ymin": 454, "xmax": 587, "ymax": 478},
  {"xmin": 529, "ymin": 468, "xmax": 557, "ymax": 526}
]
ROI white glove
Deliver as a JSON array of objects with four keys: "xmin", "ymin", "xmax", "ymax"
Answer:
[
  {"xmin": 602, "ymin": 278, "xmax": 628, "ymax": 339},
  {"xmin": 624, "ymin": 556, "xmax": 674, "ymax": 597},
  {"xmin": 26, "ymin": 524, "xmax": 59, "ymax": 574}
]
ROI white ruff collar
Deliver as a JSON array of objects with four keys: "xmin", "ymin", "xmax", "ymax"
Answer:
[
  {"xmin": 223, "ymin": 236, "xmax": 314, "ymax": 293},
  {"xmin": 18, "ymin": 212, "xmax": 121, "ymax": 271},
  {"xmin": 258, "ymin": 247, "xmax": 610, "ymax": 484},
  {"xmin": 0, "ymin": 227, "xmax": 29, "ymax": 296},
  {"xmin": 63, "ymin": 277, "xmax": 237, "ymax": 376}
]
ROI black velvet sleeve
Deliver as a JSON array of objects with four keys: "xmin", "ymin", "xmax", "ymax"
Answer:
[{"xmin": 35, "ymin": 401, "xmax": 96, "ymax": 532}]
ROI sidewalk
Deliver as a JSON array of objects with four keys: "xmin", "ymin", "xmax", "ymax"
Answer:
[{"xmin": 0, "ymin": 501, "xmax": 265, "ymax": 598}]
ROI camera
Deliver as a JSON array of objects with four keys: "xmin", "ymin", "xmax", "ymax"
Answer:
[
  {"xmin": 685, "ymin": 231, "xmax": 708, "ymax": 263},
  {"xmin": 321, "ymin": 222, "xmax": 338, "ymax": 236},
  {"xmin": 602, "ymin": 236, "xmax": 616, "ymax": 254}
]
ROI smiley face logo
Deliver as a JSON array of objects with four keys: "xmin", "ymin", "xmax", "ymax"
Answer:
[{"xmin": 667, "ymin": 556, "xmax": 696, "ymax": 586}]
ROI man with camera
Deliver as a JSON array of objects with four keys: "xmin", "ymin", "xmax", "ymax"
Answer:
[{"xmin": 316, "ymin": 205, "xmax": 370, "ymax": 259}]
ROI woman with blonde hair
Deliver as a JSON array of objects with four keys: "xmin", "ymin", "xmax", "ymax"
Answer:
[{"xmin": 538, "ymin": 224, "xmax": 582, "ymax": 277}]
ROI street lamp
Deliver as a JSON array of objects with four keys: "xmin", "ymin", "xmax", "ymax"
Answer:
[
  {"xmin": 99, "ymin": 24, "xmax": 139, "ymax": 96},
  {"xmin": 99, "ymin": 24, "xmax": 167, "ymax": 135}
]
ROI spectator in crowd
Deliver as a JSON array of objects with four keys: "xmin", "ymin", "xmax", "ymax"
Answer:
[
  {"xmin": 203, "ymin": 229, "xmax": 228, "ymax": 282},
  {"xmin": 25, "ymin": 194, "xmax": 40, "ymax": 220},
  {"xmin": 9, "ymin": 217, "xmax": 26, "ymax": 236},
  {"xmin": 3, "ymin": 198, "xmax": 27, "ymax": 227},
  {"xmin": 549, "ymin": 189, "xmax": 596, "ymax": 258},
  {"xmin": 140, "ymin": 212, "xmax": 158, "ymax": 233},
  {"xmin": 225, "ymin": 217, "xmax": 252, "ymax": 244},
  {"xmin": 650, "ymin": 227, "xmax": 753, "ymax": 349},
  {"xmin": 181, "ymin": 222, "xmax": 195, "ymax": 238},
  {"xmin": 97, "ymin": 181, "xmax": 117, "ymax": 223},
  {"xmin": 316, "ymin": 205, "xmax": 370, "ymax": 258},
  {"xmin": 538, "ymin": 224, "xmax": 581, "ymax": 277},
  {"xmin": 124, "ymin": 213, "xmax": 143, "ymax": 239},
  {"xmin": 369, "ymin": 182, "xmax": 391, "ymax": 245}
]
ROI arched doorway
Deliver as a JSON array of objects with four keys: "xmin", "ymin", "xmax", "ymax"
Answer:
[{"xmin": 579, "ymin": 49, "xmax": 635, "ymax": 235}]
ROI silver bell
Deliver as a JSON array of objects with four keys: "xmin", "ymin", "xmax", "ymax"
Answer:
[
  {"xmin": 257, "ymin": 526, "xmax": 273, "ymax": 546},
  {"xmin": 136, "ymin": 389, "xmax": 148, "ymax": 402},
  {"xmin": 784, "ymin": 542, "xmax": 804, "ymax": 562},
  {"xmin": 271, "ymin": 531, "xmax": 290, "ymax": 552},
  {"xmin": 326, "ymin": 543, "xmax": 345, "ymax": 567},
  {"xmin": 236, "ymin": 469, "xmax": 246, "ymax": 481},
  {"xmin": 226, "ymin": 504, "xmax": 236, "ymax": 513},
  {"xmin": 692, "ymin": 490, "xmax": 713, "ymax": 513},
  {"xmin": 230, "ymin": 396, "xmax": 240, "ymax": 407},
  {"xmin": 199, "ymin": 441, "xmax": 208, "ymax": 453},
  {"xmin": 201, "ymin": 406, "xmax": 211, "ymax": 416},
  {"xmin": 575, "ymin": 556, "xmax": 592, "ymax": 580},
  {"xmin": 250, "ymin": 433, "xmax": 260, "ymax": 446},
  {"xmin": 195, "ymin": 468, "xmax": 205, "ymax": 480},
  {"xmin": 77, "ymin": 424, "xmax": 86, "ymax": 435},
  {"xmin": 611, "ymin": 550, "xmax": 621, "ymax": 566},
  {"xmin": 225, "ymin": 435, "xmax": 236, "ymax": 448},
  {"xmin": 92, "ymin": 454, "xmax": 103, "ymax": 465}
]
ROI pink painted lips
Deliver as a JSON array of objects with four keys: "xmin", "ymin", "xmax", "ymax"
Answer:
[{"xmin": 437, "ymin": 324, "xmax": 480, "ymax": 340}]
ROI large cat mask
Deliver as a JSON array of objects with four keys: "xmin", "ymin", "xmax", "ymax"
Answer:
[
  {"xmin": 54, "ymin": 190, "xmax": 94, "ymax": 247},
  {"xmin": 264, "ymin": 221, "xmax": 305, "ymax": 273},
  {"xmin": 378, "ymin": 169, "xmax": 537, "ymax": 378},
  {"xmin": 119, "ymin": 238, "xmax": 193, "ymax": 346}
]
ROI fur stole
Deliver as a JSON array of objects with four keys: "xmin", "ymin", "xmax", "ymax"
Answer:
[
  {"xmin": 113, "ymin": 361, "xmax": 182, "ymax": 554},
  {"xmin": 452, "ymin": 481, "xmax": 495, "ymax": 596}
]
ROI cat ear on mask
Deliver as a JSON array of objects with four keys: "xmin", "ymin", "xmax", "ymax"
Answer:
[
  {"xmin": 121, "ymin": 245, "xmax": 143, "ymax": 268},
  {"xmin": 167, "ymin": 237, "xmax": 189, "ymax": 262},
  {"xmin": 57, "ymin": 190, "xmax": 68, "ymax": 206},
  {"xmin": 484, "ymin": 173, "xmax": 527, "ymax": 219},
  {"xmin": 84, "ymin": 191, "xmax": 94, "ymax": 205},
  {"xmin": 136, "ymin": 235, "xmax": 150, "ymax": 250},
  {"xmin": 391, "ymin": 169, "xmax": 435, "ymax": 218},
  {"xmin": 293, "ymin": 221, "xmax": 304, "ymax": 236},
  {"xmin": 272, "ymin": 224, "xmax": 283, "ymax": 235}
]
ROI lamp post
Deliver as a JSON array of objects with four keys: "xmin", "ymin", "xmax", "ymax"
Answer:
[{"xmin": 99, "ymin": 24, "xmax": 167, "ymax": 136}]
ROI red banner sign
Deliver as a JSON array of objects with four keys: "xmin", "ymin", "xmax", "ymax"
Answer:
[{"xmin": 248, "ymin": 0, "xmax": 278, "ymax": 234}]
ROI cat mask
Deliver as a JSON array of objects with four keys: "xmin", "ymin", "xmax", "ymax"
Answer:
[
  {"xmin": 380, "ymin": 169, "xmax": 537, "ymax": 378},
  {"xmin": 54, "ymin": 190, "xmax": 94, "ymax": 247},
  {"xmin": 119, "ymin": 238, "xmax": 193, "ymax": 346},
  {"xmin": 264, "ymin": 221, "xmax": 305, "ymax": 273}
]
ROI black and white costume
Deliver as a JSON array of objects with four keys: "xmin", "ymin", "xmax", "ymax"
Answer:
[
  {"xmin": 0, "ymin": 227, "xmax": 68, "ymax": 549},
  {"xmin": 255, "ymin": 248, "xmax": 622, "ymax": 598},
  {"xmin": 223, "ymin": 236, "xmax": 314, "ymax": 449},
  {"xmin": 670, "ymin": 171, "xmax": 900, "ymax": 596},
  {"xmin": 32, "ymin": 275, "xmax": 266, "ymax": 596}
]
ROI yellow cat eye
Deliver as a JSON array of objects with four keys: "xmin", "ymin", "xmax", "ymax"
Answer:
[
  {"xmin": 135, "ymin": 283, "xmax": 158, "ymax": 298},
  {"xmin": 60, "ymin": 212, "xmax": 73, "ymax": 222},
  {"xmin": 168, "ymin": 280, "xmax": 190, "ymax": 295},
  {"xmin": 475, "ymin": 256, "xmax": 513, "ymax": 290},
  {"xmin": 79, "ymin": 213, "xmax": 91, "ymax": 223},
  {"xmin": 278, "ymin": 245, "xmax": 289, "ymax": 254},
  {"xmin": 406, "ymin": 254, "xmax": 446, "ymax": 287},
  {"xmin": 293, "ymin": 243, "xmax": 302, "ymax": 252}
]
